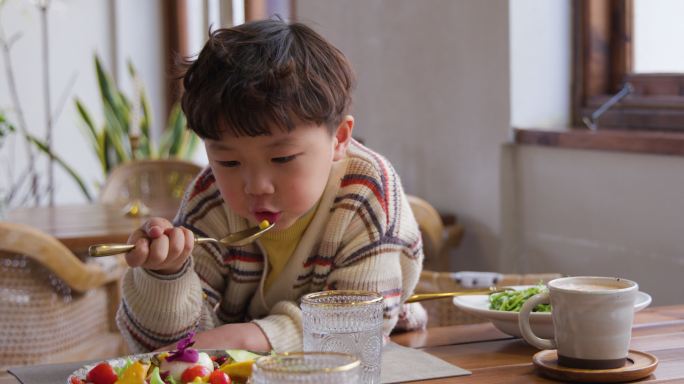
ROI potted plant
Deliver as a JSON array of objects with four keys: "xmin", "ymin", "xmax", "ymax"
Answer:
[{"xmin": 75, "ymin": 55, "xmax": 200, "ymax": 187}]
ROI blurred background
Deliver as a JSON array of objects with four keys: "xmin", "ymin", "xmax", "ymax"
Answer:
[{"xmin": 2, "ymin": 0, "xmax": 684, "ymax": 306}]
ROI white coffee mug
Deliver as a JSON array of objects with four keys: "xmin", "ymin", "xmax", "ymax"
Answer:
[{"xmin": 518, "ymin": 276, "xmax": 638, "ymax": 369}]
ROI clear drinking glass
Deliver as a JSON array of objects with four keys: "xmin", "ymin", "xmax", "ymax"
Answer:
[
  {"xmin": 250, "ymin": 352, "xmax": 360, "ymax": 383},
  {"xmin": 301, "ymin": 290, "xmax": 384, "ymax": 384}
]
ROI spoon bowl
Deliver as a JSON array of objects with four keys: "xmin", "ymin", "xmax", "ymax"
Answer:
[{"xmin": 89, "ymin": 222, "xmax": 275, "ymax": 257}]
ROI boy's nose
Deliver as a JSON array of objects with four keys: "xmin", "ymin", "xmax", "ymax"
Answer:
[{"xmin": 243, "ymin": 171, "xmax": 275, "ymax": 196}]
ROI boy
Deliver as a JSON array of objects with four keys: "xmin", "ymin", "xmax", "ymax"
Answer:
[{"xmin": 116, "ymin": 18, "xmax": 424, "ymax": 353}]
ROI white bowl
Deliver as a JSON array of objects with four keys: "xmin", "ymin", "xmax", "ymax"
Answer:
[{"xmin": 452, "ymin": 285, "xmax": 652, "ymax": 339}]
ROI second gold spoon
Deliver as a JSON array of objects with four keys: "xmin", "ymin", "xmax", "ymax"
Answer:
[
  {"xmin": 405, "ymin": 286, "xmax": 514, "ymax": 303},
  {"xmin": 89, "ymin": 221, "xmax": 275, "ymax": 257}
]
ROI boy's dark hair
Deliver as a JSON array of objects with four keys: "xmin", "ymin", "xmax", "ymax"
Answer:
[{"xmin": 181, "ymin": 19, "xmax": 355, "ymax": 140}]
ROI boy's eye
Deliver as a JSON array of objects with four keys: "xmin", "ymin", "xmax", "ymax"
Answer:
[
  {"xmin": 272, "ymin": 155, "xmax": 298, "ymax": 164},
  {"xmin": 217, "ymin": 160, "xmax": 241, "ymax": 168}
]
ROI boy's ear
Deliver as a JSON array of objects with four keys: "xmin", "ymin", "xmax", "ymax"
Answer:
[{"xmin": 332, "ymin": 115, "xmax": 354, "ymax": 161}]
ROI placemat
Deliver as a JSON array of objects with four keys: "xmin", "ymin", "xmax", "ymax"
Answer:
[
  {"xmin": 8, "ymin": 343, "xmax": 470, "ymax": 384},
  {"xmin": 8, "ymin": 359, "xmax": 98, "ymax": 384},
  {"xmin": 381, "ymin": 342, "xmax": 470, "ymax": 383}
]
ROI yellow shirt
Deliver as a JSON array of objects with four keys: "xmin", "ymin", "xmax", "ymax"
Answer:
[{"xmin": 260, "ymin": 204, "xmax": 318, "ymax": 293}]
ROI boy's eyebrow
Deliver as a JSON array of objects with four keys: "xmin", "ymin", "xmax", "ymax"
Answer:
[
  {"xmin": 206, "ymin": 141, "xmax": 234, "ymax": 151},
  {"xmin": 266, "ymin": 137, "xmax": 298, "ymax": 148},
  {"xmin": 206, "ymin": 136, "xmax": 299, "ymax": 151}
]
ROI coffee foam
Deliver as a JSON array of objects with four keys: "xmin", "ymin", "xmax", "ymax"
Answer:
[{"xmin": 562, "ymin": 283, "xmax": 622, "ymax": 291}]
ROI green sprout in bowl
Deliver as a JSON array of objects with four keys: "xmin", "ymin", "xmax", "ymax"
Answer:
[{"xmin": 488, "ymin": 284, "xmax": 551, "ymax": 312}]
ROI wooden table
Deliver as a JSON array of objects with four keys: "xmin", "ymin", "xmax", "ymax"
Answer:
[
  {"xmin": 390, "ymin": 304, "xmax": 684, "ymax": 383},
  {"xmin": 5, "ymin": 203, "xmax": 177, "ymax": 254},
  {"xmin": 2, "ymin": 305, "xmax": 682, "ymax": 383}
]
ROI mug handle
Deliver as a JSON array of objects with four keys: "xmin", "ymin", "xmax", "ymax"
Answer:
[{"xmin": 518, "ymin": 292, "xmax": 556, "ymax": 350}]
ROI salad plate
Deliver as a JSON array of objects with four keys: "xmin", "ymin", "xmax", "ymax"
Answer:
[
  {"xmin": 66, "ymin": 338, "xmax": 266, "ymax": 384},
  {"xmin": 452, "ymin": 285, "xmax": 652, "ymax": 339}
]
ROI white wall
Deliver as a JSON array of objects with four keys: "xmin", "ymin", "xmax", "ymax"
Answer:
[
  {"xmin": 509, "ymin": 0, "xmax": 570, "ymax": 129},
  {"xmin": 634, "ymin": 0, "xmax": 684, "ymax": 73},
  {"xmin": 298, "ymin": 0, "xmax": 511, "ymax": 271},
  {"xmin": 0, "ymin": 0, "xmax": 171, "ymax": 205},
  {"xmin": 113, "ymin": 0, "xmax": 165, "ymax": 143},
  {"xmin": 0, "ymin": 0, "xmax": 113, "ymax": 204},
  {"xmin": 514, "ymin": 146, "xmax": 684, "ymax": 305}
]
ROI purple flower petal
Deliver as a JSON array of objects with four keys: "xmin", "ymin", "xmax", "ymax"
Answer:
[
  {"xmin": 166, "ymin": 332, "xmax": 199, "ymax": 363},
  {"xmin": 167, "ymin": 349, "xmax": 199, "ymax": 363}
]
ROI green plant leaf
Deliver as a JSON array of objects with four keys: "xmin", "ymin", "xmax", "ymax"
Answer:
[
  {"xmin": 95, "ymin": 55, "xmax": 129, "ymax": 132},
  {"xmin": 76, "ymin": 55, "xmax": 199, "ymax": 190},
  {"xmin": 27, "ymin": 134, "xmax": 93, "ymax": 201},
  {"xmin": 160, "ymin": 103, "xmax": 195, "ymax": 158},
  {"xmin": 180, "ymin": 129, "xmax": 199, "ymax": 159},
  {"xmin": 94, "ymin": 128, "xmax": 107, "ymax": 175},
  {"xmin": 75, "ymin": 99, "xmax": 97, "ymax": 141},
  {"xmin": 102, "ymin": 105, "xmax": 130, "ymax": 162}
]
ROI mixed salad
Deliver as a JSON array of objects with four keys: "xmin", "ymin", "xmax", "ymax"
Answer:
[
  {"xmin": 68, "ymin": 333, "xmax": 265, "ymax": 384},
  {"xmin": 488, "ymin": 284, "xmax": 551, "ymax": 313}
]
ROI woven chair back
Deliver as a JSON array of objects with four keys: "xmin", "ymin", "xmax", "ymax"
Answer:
[{"xmin": 0, "ymin": 222, "xmax": 126, "ymax": 368}]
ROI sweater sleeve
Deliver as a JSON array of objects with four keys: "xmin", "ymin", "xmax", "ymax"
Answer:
[
  {"xmin": 251, "ymin": 301, "xmax": 303, "ymax": 352},
  {"xmin": 116, "ymin": 168, "xmax": 228, "ymax": 353},
  {"xmin": 116, "ymin": 258, "xmax": 220, "ymax": 352}
]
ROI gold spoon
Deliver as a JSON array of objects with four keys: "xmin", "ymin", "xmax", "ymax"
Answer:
[
  {"xmin": 405, "ymin": 286, "xmax": 514, "ymax": 303},
  {"xmin": 88, "ymin": 221, "xmax": 275, "ymax": 257}
]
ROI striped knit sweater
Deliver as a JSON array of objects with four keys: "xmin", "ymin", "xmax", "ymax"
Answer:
[{"xmin": 116, "ymin": 140, "xmax": 424, "ymax": 353}]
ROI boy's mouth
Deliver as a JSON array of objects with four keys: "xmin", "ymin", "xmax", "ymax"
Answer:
[{"xmin": 254, "ymin": 211, "xmax": 280, "ymax": 224}]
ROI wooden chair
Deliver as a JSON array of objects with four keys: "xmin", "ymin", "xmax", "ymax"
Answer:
[
  {"xmin": 99, "ymin": 159, "xmax": 203, "ymax": 215},
  {"xmin": 0, "ymin": 222, "xmax": 128, "ymax": 368},
  {"xmin": 407, "ymin": 195, "xmax": 464, "ymax": 271}
]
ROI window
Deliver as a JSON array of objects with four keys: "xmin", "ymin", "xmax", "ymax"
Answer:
[{"xmin": 573, "ymin": 0, "xmax": 684, "ymax": 132}]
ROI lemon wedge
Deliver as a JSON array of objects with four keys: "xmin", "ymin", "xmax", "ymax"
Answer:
[{"xmin": 220, "ymin": 360, "xmax": 254, "ymax": 381}]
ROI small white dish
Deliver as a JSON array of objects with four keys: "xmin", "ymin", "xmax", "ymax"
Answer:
[{"xmin": 452, "ymin": 285, "xmax": 652, "ymax": 339}]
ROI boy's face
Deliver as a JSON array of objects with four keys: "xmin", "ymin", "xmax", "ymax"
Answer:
[{"xmin": 205, "ymin": 117, "xmax": 353, "ymax": 230}]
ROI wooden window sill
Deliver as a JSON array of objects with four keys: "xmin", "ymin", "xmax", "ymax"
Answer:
[{"xmin": 513, "ymin": 128, "xmax": 684, "ymax": 157}]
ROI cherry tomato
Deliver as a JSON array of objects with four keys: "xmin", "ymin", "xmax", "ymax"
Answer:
[
  {"xmin": 85, "ymin": 362, "xmax": 118, "ymax": 384},
  {"xmin": 70, "ymin": 377, "xmax": 86, "ymax": 384},
  {"xmin": 181, "ymin": 365, "xmax": 212, "ymax": 383},
  {"xmin": 209, "ymin": 369, "xmax": 232, "ymax": 384}
]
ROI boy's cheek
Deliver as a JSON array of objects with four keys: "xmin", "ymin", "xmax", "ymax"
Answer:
[{"xmin": 215, "ymin": 182, "xmax": 244, "ymax": 209}]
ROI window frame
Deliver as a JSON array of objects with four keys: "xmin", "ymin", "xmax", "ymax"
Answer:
[{"xmin": 573, "ymin": 0, "xmax": 684, "ymax": 132}]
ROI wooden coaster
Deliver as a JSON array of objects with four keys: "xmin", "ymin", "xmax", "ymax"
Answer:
[{"xmin": 532, "ymin": 349, "xmax": 658, "ymax": 383}]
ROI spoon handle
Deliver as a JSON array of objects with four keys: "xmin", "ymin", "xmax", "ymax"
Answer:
[
  {"xmin": 89, "ymin": 237, "xmax": 215, "ymax": 257},
  {"xmin": 405, "ymin": 287, "xmax": 511, "ymax": 303},
  {"xmin": 88, "ymin": 243, "xmax": 136, "ymax": 257}
]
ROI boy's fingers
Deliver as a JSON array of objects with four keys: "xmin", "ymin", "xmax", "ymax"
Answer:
[
  {"xmin": 143, "ymin": 217, "xmax": 173, "ymax": 238},
  {"xmin": 127, "ymin": 228, "xmax": 147, "ymax": 244},
  {"xmin": 125, "ymin": 237, "xmax": 150, "ymax": 268},
  {"xmin": 182, "ymin": 227, "xmax": 195, "ymax": 255},
  {"xmin": 167, "ymin": 227, "xmax": 186, "ymax": 258},
  {"xmin": 146, "ymin": 234, "xmax": 170, "ymax": 268}
]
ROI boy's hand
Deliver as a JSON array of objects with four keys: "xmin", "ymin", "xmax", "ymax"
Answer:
[
  {"xmin": 125, "ymin": 217, "xmax": 195, "ymax": 275},
  {"xmin": 154, "ymin": 323, "xmax": 271, "ymax": 352}
]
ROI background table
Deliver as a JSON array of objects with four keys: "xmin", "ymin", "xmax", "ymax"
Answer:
[{"xmin": 5, "ymin": 203, "xmax": 177, "ymax": 254}]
